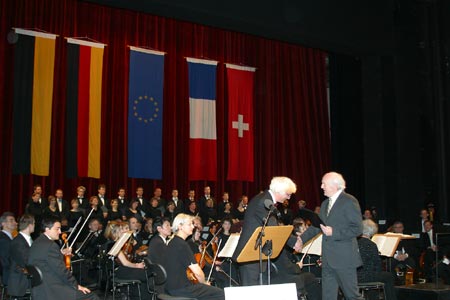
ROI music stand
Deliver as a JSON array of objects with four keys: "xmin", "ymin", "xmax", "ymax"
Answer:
[
  {"xmin": 218, "ymin": 233, "xmax": 241, "ymax": 286},
  {"xmin": 237, "ymin": 225, "xmax": 293, "ymax": 285},
  {"xmin": 107, "ymin": 231, "xmax": 132, "ymax": 300}
]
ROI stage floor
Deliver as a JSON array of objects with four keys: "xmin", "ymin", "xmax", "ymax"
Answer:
[{"xmin": 396, "ymin": 283, "xmax": 450, "ymax": 300}]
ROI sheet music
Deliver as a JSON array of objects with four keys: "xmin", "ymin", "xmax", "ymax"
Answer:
[
  {"xmin": 108, "ymin": 231, "xmax": 132, "ymax": 257},
  {"xmin": 371, "ymin": 234, "xmax": 400, "ymax": 257},
  {"xmin": 300, "ymin": 234, "xmax": 322, "ymax": 256},
  {"xmin": 218, "ymin": 233, "xmax": 240, "ymax": 258}
]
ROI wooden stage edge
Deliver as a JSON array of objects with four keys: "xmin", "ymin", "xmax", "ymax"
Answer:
[{"xmin": 395, "ymin": 283, "xmax": 450, "ymax": 300}]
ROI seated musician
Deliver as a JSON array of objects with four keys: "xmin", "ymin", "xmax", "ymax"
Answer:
[
  {"xmin": 147, "ymin": 217, "xmax": 172, "ymax": 265},
  {"xmin": 163, "ymin": 213, "xmax": 224, "ymax": 300},
  {"xmin": 420, "ymin": 220, "xmax": 437, "ymax": 281},
  {"xmin": 8, "ymin": 214, "xmax": 35, "ymax": 298},
  {"xmin": 102, "ymin": 221, "xmax": 152, "ymax": 299},
  {"xmin": 389, "ymin": 221, "xmax": 417, "ymax": 275},
  {"xmin": 28, "ymin": 217, "xmax": 99, "ymax": 300},
  {"xmin": 437, "ymin": 249, "xmax": 450, "ymax": 284},
  {"xmin": 357, "ymin": 219, "xmax": 397, "ymax": 300},
  {"xmin": 272, "ymin": 218, "xmax": 321, "ymax": 300}
]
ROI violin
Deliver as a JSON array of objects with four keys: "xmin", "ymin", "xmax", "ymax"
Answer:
[
  {"xmin": 122, "ymin": 235, "xmax": 135, "ymax": 260},
  {"xmin": 61, "ymin": 233, "xmax": 72, "ymax": 270},
  {"xmin": 186, "ymin": 242, "xmax": 208, "ymax": 284},
  {"xmin": 186, "ymin": 228, "xmax": 223, "ymax": 284}
]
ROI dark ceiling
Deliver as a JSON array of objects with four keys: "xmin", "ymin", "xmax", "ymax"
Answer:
[{"xmin": 82, "ymin": 0, "xmax": 396, "ymax": 55}]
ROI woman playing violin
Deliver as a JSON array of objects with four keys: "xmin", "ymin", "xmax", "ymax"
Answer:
[
  {"xmin": 163, "ymin": 213, "xmax": 224, "ymax": 300},
  {"xmin": 102, "ymin": 221, "xmax": 152, "ymax": 299}
]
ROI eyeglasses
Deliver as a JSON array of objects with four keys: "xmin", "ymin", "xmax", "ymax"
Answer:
[{"xmin": 282, "ymin": 192, "xmax": 292, "ymax": 199}]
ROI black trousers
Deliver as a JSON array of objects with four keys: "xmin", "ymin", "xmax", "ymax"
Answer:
[{"xmin": 169, "ymin": 283, "xmax": 224, "ymax": 300}]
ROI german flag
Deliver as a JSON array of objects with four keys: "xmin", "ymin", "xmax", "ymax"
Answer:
[
  {"xmin": 66, "ymin": 38, "xmax": 104, "ymax": 178},
  {"xmin": 12, "ymin": 29, "xmax": 57, "ymax": 176}
]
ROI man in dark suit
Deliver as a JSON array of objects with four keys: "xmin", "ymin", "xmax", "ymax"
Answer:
[
  {"xmin": 198, "ymin": 186, "xmax": 213, "ymax": 213},
  {"xmin": 300, "ymin": 172, "xmax": 363, "ymax": 300},
  {"xmin": 133, "ymin": 186, "xmax": 149, "ymax": 216},
  {"xmin": 8, "ymin": 214, "xmax": 35, "ymax": 297},
  {"xmin": 0, "ymin": 212, "xmax": 17, "ymax": 286},
  {"xmin": 25, "ymin": 193, "xmax": 44, "ymax": 240},
  {"xmin": 169, "ymin": 189, "xmax": 183, "ymax": 216},
  {"xmin": 116, "ymin": 187, "xmax": 129, "ymax": 215},
  {"xmin": 232, "ymin": 176, "xmax": 302, "ymax": 286},
  {"xmin": 76, "ymin": 186, "xmax": 89, "ymax": 210},
  {"xmin": 96, "ymin": 184, "xmax": 109, "ymax": 209},
  {"xmin": 55, "ymin": 189, "xmax": 70, "ymax": 219},
  {"xmin": 26, "ymin": 184, "xmax": 47, "ymax": 207},
  {"xmin": 420, "ymin": 220, "xmax": 437, "ymax": 281},
  {"xmin": 28, "ymin": 218, "xmax": 98, "ymax": 300}
]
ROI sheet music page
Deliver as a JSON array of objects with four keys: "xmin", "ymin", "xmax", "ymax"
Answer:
[
  {"xmin": 108, "ymin": 231, "xmax": 132, "ymax": 257},
  {"xmin": 371, "ymin": 234, "xmax": 400, "ymax": 257},
  {"xmin": 218, "ymin": 233, "xmax": 240, "ymax": 258},
  {"xmin": 300, "ymin": 234, "xmax": 322, "ymax": 256}
]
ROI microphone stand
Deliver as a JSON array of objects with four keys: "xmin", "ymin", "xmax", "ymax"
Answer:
[{"xmin": 255, "ymin": 208, "xmax": 272, "ymax": 285}]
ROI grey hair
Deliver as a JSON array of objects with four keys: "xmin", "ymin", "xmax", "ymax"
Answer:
[
  {"xmin": 172, "ymin": 213, "xmax": 194, "ymax": 233},
  {"xmin": 327, "ymin": 172, "xmax": 346, "ymax": 190},
  {"xmin": 269, "ymin": 177, "xmax": 297, "ymax": 194},
  {"xmin": 362, "ymin": 219, "xmax": 378, "ymax": 238}
]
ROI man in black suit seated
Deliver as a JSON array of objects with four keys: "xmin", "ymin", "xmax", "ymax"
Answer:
[
  {"xmin": 0, "ymin": 212, "xmax": 17, "ymax": 286},
  {"xmin": 8, "ymin": 214, "xmax": 35, "ymax": 297},
  {"xmin": 28, "ymin": 218, "xmax": 98, "ymax": 300},
  {"xmin": 147, "ymin": 217, "xmax": 172, "ymax": 293},
  {"xmin": 272, "ymin": 236, "xmax": 321, "ymax": 300},
  {"xmin": 388, "ymin": 221, "xmax": 417, "ymax": 276},
  {"xmin": 420, "ymin": 220, "xmax": 438, "ymax": 281}
]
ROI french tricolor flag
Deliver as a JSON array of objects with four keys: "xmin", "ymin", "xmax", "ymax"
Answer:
[{"xmin": 187, "ymin": 58, "xmax": 218, "ymax": 181}]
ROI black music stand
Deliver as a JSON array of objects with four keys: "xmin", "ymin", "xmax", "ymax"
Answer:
[{"xmin": 107, "ymin": 231, "xmax": 132, "ymax": 300}]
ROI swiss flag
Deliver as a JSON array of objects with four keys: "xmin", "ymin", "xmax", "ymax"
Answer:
[{"xmin": 226, "ymin": 64, "xmax": 255, "ymax": 181}]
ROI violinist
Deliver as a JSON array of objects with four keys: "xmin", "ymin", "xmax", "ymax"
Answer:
[
  {"xmin": 215, "ymin": 218, "xmax": 240, "ymax": 287},
  {"xmin": 129, "ymin": 216, "xmax": 147, "ymax": 260},
  {"xmin": 271, "ymin": 220, "xmax": 322, "ymax": 300},
  {"xmin": 147, "ymin": 217, "xmax": 171, "ymax": 264},
  {"xmin": 102, "ymin": 221, "xmax": 152, "ymax": 299},
  {"xmin": 28, "ymin": 217, "xmax": 99, "ymax": 300},
  {"xmin": 163, "ymin": 213, "xmax": 224, "ymax": 300}
]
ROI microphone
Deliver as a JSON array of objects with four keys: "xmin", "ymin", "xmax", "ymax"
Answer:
[{"xmin": 264, "ymin": 199, "xmax": 281, "ymax": 219}]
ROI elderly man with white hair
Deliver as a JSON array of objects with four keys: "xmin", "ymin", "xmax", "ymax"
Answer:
[
  {"xmin": 232, "ymin": 176, "xmax": 302, "ymax": 286},
  {"xmin": 300, "ymin": 172, "xmax": 364, "ymax": 300}
]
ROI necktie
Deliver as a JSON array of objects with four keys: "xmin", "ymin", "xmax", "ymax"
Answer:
[{"xmin": 327, "ymin": 198, "xmax": 333, "ymax": 216}]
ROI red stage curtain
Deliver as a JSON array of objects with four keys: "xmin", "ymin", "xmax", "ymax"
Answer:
[{"xmin": 0, "ymin": 0, "xmax": 330, "ymax": 213}]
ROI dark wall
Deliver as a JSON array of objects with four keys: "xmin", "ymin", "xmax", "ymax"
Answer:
[
  {"xmin": 329, "ymin": 0, "xmax": 450, "ymax": 232},
  {"xmin": 84, "ymin": 0, "xmax": 395, "ymax": 55}
]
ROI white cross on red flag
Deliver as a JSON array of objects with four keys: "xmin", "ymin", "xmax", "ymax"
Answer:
[{"xmin": 226, "ymin": 64, "xmax": 255, "ymax": 181}]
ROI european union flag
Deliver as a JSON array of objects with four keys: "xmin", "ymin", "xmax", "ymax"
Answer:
[{"xmin": 128, "ymin": 48, "xmax": 165, "ymax": 179}]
